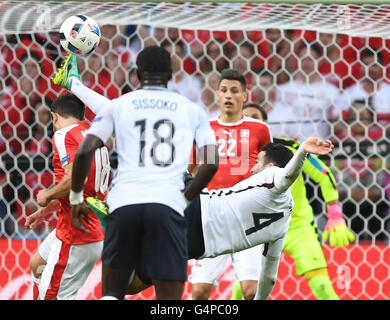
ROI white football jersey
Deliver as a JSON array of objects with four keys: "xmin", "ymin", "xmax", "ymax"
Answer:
[
  {"xmin": 87, "ymin": 87, "xmax": 216, "ymax": 216},
  {"xmin": 199, "ymin": 165, "xmax": 294, "ymax": 259}
]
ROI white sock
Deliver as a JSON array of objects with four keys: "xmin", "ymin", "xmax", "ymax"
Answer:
[
  {"xmin": 70, "ymin": 77, "xmax": 110, "ymax": 115},
  {"xmin": 100, "ymin": 296, "xmax": 119, "ymax": 300}
]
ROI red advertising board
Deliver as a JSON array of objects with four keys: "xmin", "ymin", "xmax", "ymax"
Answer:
[{"xmin": 0, "ymin": 239, "xmax": 389, "ymax": 300}]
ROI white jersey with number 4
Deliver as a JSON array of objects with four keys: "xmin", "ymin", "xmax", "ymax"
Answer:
[
  {"xmin": 199, "ymin": 146, "xmax": 310, "ymax": 259},
  {"xmin": 87, "ymin": 87, "xmax": 216, "ymax": 216}
]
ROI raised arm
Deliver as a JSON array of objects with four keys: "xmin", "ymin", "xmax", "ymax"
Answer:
[
  {"xmin": 70, "ymin": 77, "xmax": 111, "ymax": 115},
  {"xmin": 53, "ymin": 54, "xmax": 111, "ymax": 116},
  {"xmin": 274, "ymin": 137, "xmax": 334, "ymax": 193}
]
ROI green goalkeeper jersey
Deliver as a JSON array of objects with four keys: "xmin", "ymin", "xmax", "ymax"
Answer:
[{"xmin": 273, "ymin": 137, "xmax": 339, "ymax": 228}]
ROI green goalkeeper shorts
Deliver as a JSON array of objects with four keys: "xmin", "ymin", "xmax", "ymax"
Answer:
[{"xmin": 282, "ymin": 221, "xmax": 327, "ymax": 276}]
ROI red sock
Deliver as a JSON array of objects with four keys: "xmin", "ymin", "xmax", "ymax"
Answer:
[{"xmin": 33, "ymin": 281, "xmax": 39, "ymax": 300}]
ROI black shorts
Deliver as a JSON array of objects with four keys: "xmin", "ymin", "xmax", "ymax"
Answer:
[
  {"xmin": 102, "ymin": 203, "xmax": 188, "ymax": 285},
  {"xmin": 184, "ymin": 195, "xmax": 205, "ymax": 260}
]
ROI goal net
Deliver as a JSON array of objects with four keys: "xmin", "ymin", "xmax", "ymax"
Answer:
[{"xmin": 1, "ymin": 1, "xmax": 389, "ymax": 300}]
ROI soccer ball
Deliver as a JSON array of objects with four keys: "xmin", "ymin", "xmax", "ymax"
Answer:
[{"xmin": 59, "ymin": 15, "xmax": 100, "ymax": 57}]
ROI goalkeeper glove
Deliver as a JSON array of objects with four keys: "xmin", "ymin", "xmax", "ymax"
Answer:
[{"xmin": 322, "ymin": 203, "xmax": 355, "ymax": 248}]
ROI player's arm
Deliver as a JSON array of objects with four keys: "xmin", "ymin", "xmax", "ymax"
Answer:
[
  {"xmin": 25, "ymin": 199, "xmax": 60, "ymax": 229},
  {"xmin": 184, "ymin": 144, "xmax": 219, "ymax": 202},
  {"xmin": 302, "ymin": 154, "xmax": 355, "ymax": 247},
  {"xmin": 254, "ymin": 237, "xmax": 285, "ymax": 300},
  {"xmin": 274, "ymin": 137, "xmax": 334, "ymax": 193},
  {"xmin": 70, "ymin": 103, "xmax": 114, "ymax": 233},
  {"xmin": 70, "ymin": 134, "xmax": 104, "ymax": 232},
  {"xmin": 70, "ymin": 78, "xmax": 111, "ymax": 115},
  {"xmin": 185, "ymin": 112, "xmax": 219, "ymax": 201},
  {"xmin": 187, "ymin": 144, "xmax": 199, "ymax": 176},
  {"xmin": 36, "ymin": 163, "xmax": 73, "ymax": 207}
]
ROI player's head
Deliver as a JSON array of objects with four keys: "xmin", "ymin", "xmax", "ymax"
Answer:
[
  {"xmin": 217, "ymin": 69, "xmax": 248, "ymax": 116},
  {"xmin": 243, "ymin": 104, "xmax": 268, "ymax": 122},
  {"xmin": 136, "ymin": 45, "xmax": 172, "ymax": 86},
  {"xmin": 50, "ymin": 93, "xmax": 85, "ymax": 131},
  {"xmin": 251, "ymin": 142, "xmax": 293, "ymax": 175}
]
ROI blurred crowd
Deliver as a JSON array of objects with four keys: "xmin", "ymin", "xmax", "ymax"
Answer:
[{"xmin": 0, "ymin": 25, "xmax": 389, "ymax": 242}]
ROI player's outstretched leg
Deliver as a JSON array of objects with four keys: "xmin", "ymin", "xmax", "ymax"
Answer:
[
  {"xmin": 87, "ymin": 197, "xmax": 108, "ymax": 231},
  {"xmin": 52, "ymin": 53, "xmax": 81, "ymax": 89}
]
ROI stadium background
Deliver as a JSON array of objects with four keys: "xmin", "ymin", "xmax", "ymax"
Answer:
[{"xmin": 0, "ymin": 1, "xmax": 389, "ymax": 300}]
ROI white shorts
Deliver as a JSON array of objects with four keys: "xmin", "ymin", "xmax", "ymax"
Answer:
[
  {"xmin": 38, "ymin": 229, "xmax": 103, "ymax": 300},
  {"xmin": 190, "ymin": 244, "xmax": 263, "ymax": 285}
]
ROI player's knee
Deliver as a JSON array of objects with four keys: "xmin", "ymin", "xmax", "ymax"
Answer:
[
  {"xmin": 240, "ymin": 280, "xmax": 258, "ymax": 300},
  {"xmin": 242, "ymin": 287, "xmax": 257, "ymax": 300},
  {"xmin": 29, "ymin": 252, "xmax": 46, "ymax": 279},
  {"xmin": 127, "ymin": 274, "xmax": 151, "ymax": 295},
  {"xmin": 191, "ymin": 283, "xmax": 213, "ymax": 300}
]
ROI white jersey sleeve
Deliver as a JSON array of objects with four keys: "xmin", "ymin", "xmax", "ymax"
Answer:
[
  {"xmin": 86, "ymin": 100, "xmax": 115, "ymax": 143},
  {"xmin": 71, "ymin": 77, "xmax": 111, "ymax": 115},
  {"xmin": 273, "ymin": 144, "xmax": 308, "ymax": 193}
]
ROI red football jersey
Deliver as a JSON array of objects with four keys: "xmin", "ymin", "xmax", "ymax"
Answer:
[
  {"xmin": 207, "ymin": 116, "xmax": 273, "ymax": 190},
  {"xmin": 52, "ymin": 121, "xmax": 106, "ymax": 245}
]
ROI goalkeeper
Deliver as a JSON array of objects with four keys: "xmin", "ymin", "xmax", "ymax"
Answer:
[{"xmin": 229, "ymin": 104, "xmax": 355, "ymax": 300}]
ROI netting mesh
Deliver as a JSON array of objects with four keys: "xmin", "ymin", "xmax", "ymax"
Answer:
[{"xmin": 0, "ymin": 1, "xmax": 390, "ymax": 300}]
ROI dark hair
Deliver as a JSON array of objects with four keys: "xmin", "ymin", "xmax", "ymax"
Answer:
[
  {"xmin": 219, "ymin": 68, "xmax": 246, "ymax": 90},
  {"xmin": 20, "ymin": 51, "xmax": 42, "ymax": 62},
  {"xmin": 161, "ymin": 39, "xmax": 186, "ymax": 55},
  {"xmin": 136, "ymin": 45, "xmax": 172, "ymax": 75},
  {"xmin": 262, "ymin": 142, "xmax": 293, "ymax": 168},
  {"xmin": 50, "ymin": 93, "xmax": 85, "ymax": 121},
  {"xmin": 297, "ymin": 42, "xmax": 322, "ymax": 58},
  {"xmin": 258, "ymin": 69, "xmax": 274, "ymax": 80},
  {"xmin": 243, "ymin": 103, "xmax": 268, "ymax": 121},
  {"xmin": 360, "ymin": 48, "xmax": 383, "ymax": 64}
]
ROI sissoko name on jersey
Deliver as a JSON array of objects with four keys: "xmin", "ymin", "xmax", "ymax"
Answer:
[{"xmin": 132, "ymin": 98, "xmax": 179, "ymax": 112}]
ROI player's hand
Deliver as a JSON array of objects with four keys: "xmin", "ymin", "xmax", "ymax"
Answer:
[
  {"xmin": 302, "ymin": 137, "xmax": 334, "ymax": 155},
  {"xmin": 71, "ymin": 203, "xmax": 90, "ymax": 233},
  {"xmin": 36, "ymin": 189, "xmax": 51, "ymax": 207},
  {"xmin": 25, "ymin": 208, "xmax": 45, "ymax": 229},
  {"xmin": 322, "ymin": 203, "xmax": 355, "ymax": 248}
]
